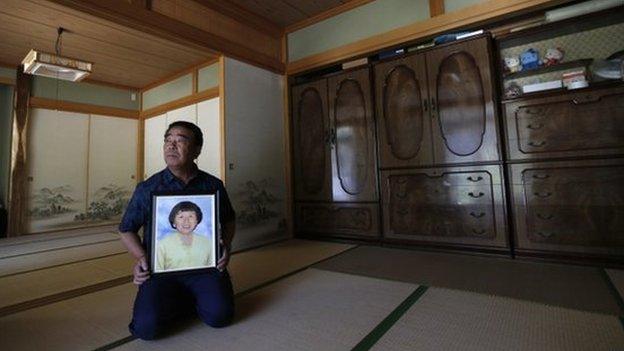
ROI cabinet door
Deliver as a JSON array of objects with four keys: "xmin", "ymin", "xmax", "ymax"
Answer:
[
  {"xmin": 87, "ymin": 115, "xmax": 137, "ymax": 224},
  {"xmin": 292, "ymin": 79, "xmax": 332, "ymax": 201},
  {"xmin": 328, "ymin": 68, "xmax": 378, "ymax": 202},
  {"xmin": 426, "ymin": 36, "xmax": 500, "ymax": 164},
  {"xmin": 144, "ymin": 113, "xmax": 167, "ymax": 179},
  {"xmin": 510, "ymin": 159, "xmax": 624, "ymax": 257},
  {"xmin": 374, "ymin": 53, "xmax": 433, "ymax": 168},
  {"xmin": 504, "ymin": 86, "xmax": 624, "ymax": 161},
  {"xmin": 381, "ymin": 165, "xmax": 507, "ymax": 249},
  {"xmin": 26, "ymin": 109, "xmax": 89, "ymax": 233}
]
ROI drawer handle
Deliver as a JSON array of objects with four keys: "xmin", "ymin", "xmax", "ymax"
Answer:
[
  {"xmin": 423, "ymin": 98, "xmax": 428, "ymax": 112},
  {"xmin": 537, "ymin": 213, "xmax": 553, "ymax": 220},
  {"xmin": 525, "ymin": 108, "xmax": 544, "ymax": 115},
  {"xmin": 470, "ymin": 211, "xmax": 485, "ymax": 218},
  {"xmin": 468, "ymin": 192, "xmax": 485, "ymax": 198},
  {"xmin": 396, "ymin": 209, "xmax": 408, "ymax": 215},
  {"xmin": 537, "ymin": 231, "xmax": 554, "ymax": 238},
  {"xmin": 532, "ymin": 174, "xmax": 550, "ymax": 180},
  {"xmin": 528, "ymin": 140, "xmax": 546, "ymax": 147},
  {"xmin": 526, "ymin": 123, "xmax": 543, "ymax": 130},
  {"xmin": 472, "ymin": 228, "xmax": 486, "ymax": 235},
  {"xmin": 467, "ymin": 176, "xmax": 483, "ymax": 182},
  {"xmin": 534, "ymin": 192, "xmax": 552, "ymax": 198},
  {"xmin": 395, "ymin": 192, "xmax": 408, "ymax": 199},
  {"xmin": 572, "ymin": 96, "xmax": 601, "ymax": 105}
]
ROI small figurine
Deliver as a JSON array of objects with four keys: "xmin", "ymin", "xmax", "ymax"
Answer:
[
  {"xmin": 543, "ymin": 47, "xmax": 564, "ymax": 66},
  {"xmin": 504, "ymin": 56, "xmax": 521, "ymax": 73},
  {"xmin": 504, "ymin": 82, "xmax": 522, "ymax": 99},
  {"xmin": 520, "ymin": 48, "xmax": 540, "ymax": 70}
]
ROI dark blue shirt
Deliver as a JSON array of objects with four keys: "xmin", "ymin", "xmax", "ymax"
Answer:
[{"xmin": 119, "ymin": 167, "xmax": 235, "ymax": 251}]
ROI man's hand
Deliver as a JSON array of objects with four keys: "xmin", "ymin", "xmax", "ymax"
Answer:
[
  {"xmin": 133, "ymin": 256, "xmax": 150, "ymax": 285},
  {"xmin": 217, "ymin": 239, "xmax": 230, "ymax": 272}
]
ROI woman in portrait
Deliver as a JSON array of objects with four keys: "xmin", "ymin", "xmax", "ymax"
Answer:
[{"xmin": 156, "ymin": 201, "xmax": 213, "ymax": 271}]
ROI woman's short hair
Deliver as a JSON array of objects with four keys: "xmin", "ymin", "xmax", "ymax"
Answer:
[{"xmin": 168, "ymin": 201, "xmax": 203, "ymax": 228}]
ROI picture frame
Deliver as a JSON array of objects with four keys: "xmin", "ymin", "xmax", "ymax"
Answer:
[{"xmin": 150, "ymin": 190, "xmax": 220, "ymax": 275}]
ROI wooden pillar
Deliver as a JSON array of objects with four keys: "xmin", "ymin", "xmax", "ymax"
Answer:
[
  {"xmin": 7, "ymin": 67, "xmax": 32, "ymax": 237},
  {"xmin": 430, "ymin": 0, "xmax": 445, "ymax": 17}
]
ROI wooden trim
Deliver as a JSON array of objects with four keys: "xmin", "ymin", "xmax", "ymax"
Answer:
[
  {"xmin": 192, "ymin": 69, "xmax": 198, "ymax": 94},
  {"xmin": 140, "ymin": 87, "xmax": 219, "ymax": 119},
  {"xmin": 137, "ymin": 114, "xmax": 145, "ymax": 182},
  {"xmin": 29, "ymin": 97, "xmax": 139, "ymax": 119},
  {"xmin": 85, "ymin": 115, "xmax": 92, "ymax": 214},
  {"xmin": 282, "ymin": 75, "xmax": 293, "ymax": 237},
  {"xmin": 191, "ymin": 0, "xmax": 283, "ymax": 38},
  {"xmin": 429, "ymin": 0, "xmax": 445, "ymax": 17},
  {"xmin": 0, "ymin": 61, "xmax": 17, "ymax": 69},
  {"xmin": 281, "ymin": 34, "xmax": 288, "ymax": 64},
  {"xmin": 0, "ymin": 77, "xmax": 15, "ymax": 86},
  {"xmin": 287, "ymin": 0, "xmax": 571, "ymax": 74},
  {"xmin": 285, "ymin": 0, "xmax": 376, "ymax": 34},
  {"xmin": 82, "ymin": 78, "xmax": 140, "ymax": 91},
  {"xmin": 197, "ymin": 57, "xmax": 220, "ymax": 70},
  {"xmin": 46, "ymin": 0, "xmax": 284, "ymax": 74},
  {"xmin": 219, "ymin": 56, "xmax": 226, "ymax": 183}
]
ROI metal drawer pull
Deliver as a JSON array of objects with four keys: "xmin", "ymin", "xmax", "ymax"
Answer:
[
  {"xmin": 525, "ymin": 108, "xmax": 545, "ymax": 115},
  {"xmin": 470, "ymin": 212, "xmax": 485, "ymax": 218},
  {"xmin": 468, "ymin": 192, "xmax": 485, "ymax": 198},
  {"xmin": 528, "ymin": 140, "xmax": 546, "ymax": 147},
  {"xmin": 423, "ymin": 99, "xmax": 428, "ymax": 112},
  {"xmin": 395, "ymin": 192, "xmax": 408, "ymax": 199},
  {"xmin": 572, "ymin": 96, "xmax": 601, "ymax": 105},
  {"xmin": 467, "ymin": 176, "xmax": 483, "ymax": 182},
  {"xmin": 472, "ymin": 228, "xmax": 486, "ymax": 235},
  {"xmin": 526, "ymin": 123, "xmax": 543, "ymax": 130},
  {"xmin": 536, "ymin": 213, "xmax": 553, "ymax": 220},
  {"xmin": 532, "ymin": 174, "xmax": 550, "ymax": 180},
  {"xmin": 534, "ymin": 192, "xmax": 552, "ymax": 198},
  {"xmin": 431, "ymin": 97, "xmax": 436, "ymax": 111},
  {"xmin": 537, "ymin": 231, "xmax": 554, "ymax": 238}
]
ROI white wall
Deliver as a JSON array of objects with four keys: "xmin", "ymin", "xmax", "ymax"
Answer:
[{"xmin": 224, "ymin": 57, "xmax": 288, "ymax": 250}]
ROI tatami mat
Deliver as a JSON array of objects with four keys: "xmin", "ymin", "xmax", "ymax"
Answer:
[
  {"xmin": 0, "ymin": 240, "xmax": 127, "ymax": 277},
  {"xmin": 115, "ymin": 269, "xmax": 418, "ymax": 351},
  {"xmin": 0, "ymin": 253, "xmax": 132, "ymax": 311},
  {"xmin": 371, "ymin": 287, "xmax": 624, "ymax": 351},
  {"xmin": 0, "ymin": 225, "xmax": 118, "ymax": 247},
  {"xmin": 0, "ymin": 239, "xmax": 355, "ymax": 351},
  {"xmin": 315, "ymin": 245, "xmax": 622, "ymax": 315},
  {"xmin": 0, "ymin": 231, "xmax": 119, "ymax": 259}
]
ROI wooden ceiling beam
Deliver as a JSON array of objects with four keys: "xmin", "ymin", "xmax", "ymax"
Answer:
[
  {"xmin": 191, "ymin": 0, "xmax": 283, "ymax": 38},
  {"xmin": 45, "ymin": 0, "xmax": 285, "ymax": 74}
]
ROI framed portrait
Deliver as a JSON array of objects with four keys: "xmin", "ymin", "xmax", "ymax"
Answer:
[{"xmin": 150, "ymin": 191, "xmax": 220, "ymax": 275}]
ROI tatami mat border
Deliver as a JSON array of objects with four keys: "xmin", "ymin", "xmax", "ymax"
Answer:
[
  {"xmin": 601, "ymin": 269, "xmax": 624, "ymax": 317},
  {"xmin": 0, "ymin": 238, "xmax": 120, "ymax": 260},
  {"xmin": 0, "ymin": 252, "xmax": 128, "ymax": 279}
]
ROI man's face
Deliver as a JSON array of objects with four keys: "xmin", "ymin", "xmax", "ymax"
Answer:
[
  {"xmin": 163, "ymin": 127, "xmax": 199, "ymax": 169},
  {"xmin": 173, "ymin": 210, "xmax": 199, "ymax": 235}
]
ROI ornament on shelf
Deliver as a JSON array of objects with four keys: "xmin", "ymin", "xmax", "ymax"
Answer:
[
  {"xmin": 504, "ymin": 56, "xmax": 521, "ymax": 73},
  {"xmin": 543, "ymin": 47, "xmax": 565, "ymax": 66},
  {"xmin": 520, "ymin": 48, "xmax": 541, "ymax": 70}
]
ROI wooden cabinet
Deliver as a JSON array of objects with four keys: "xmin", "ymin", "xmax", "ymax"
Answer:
[
  {"xmin": 374, "ymin": 35, "xmax": 501, "ymax": 168},
  {"xmin": 509, "ymin": 159, "xmax": 624, "ymax": 258},
  {"xmin": 296, "ymin": 203, "xmax": 379, "ymax": 238},
  {"xmin": 504, "ymin": 86, "xmax": 624, "ymax": 161},
  {"xmin": 292, "ymin": 67, "xmax": 378, "ymax": 203},
  {"xmin": 381, "ymin": 165, "xmax": 507, "ymax": 249}
]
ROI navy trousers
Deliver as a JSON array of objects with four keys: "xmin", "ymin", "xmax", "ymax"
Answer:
[{"xmin": 129, "ymin": 269, "xmax": 234, "ymax": 340}]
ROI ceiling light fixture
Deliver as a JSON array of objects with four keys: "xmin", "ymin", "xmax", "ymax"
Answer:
[{"xmin": 22, "ymin": 27, "xmax": 93, "ymax": 82}]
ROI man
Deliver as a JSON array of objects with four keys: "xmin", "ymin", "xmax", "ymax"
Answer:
[{"xmin": 119, "ymin": 121, "xmax": 236, "ymax": 340}]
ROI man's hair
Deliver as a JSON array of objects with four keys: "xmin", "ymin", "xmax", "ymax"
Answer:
[
  {"xmin": 165, "ymin": 121, "xmax": 204, "ymax": 148},
  {"xmin": 168, "ymin": 201, "xmax": 203, "ymax": 229}
]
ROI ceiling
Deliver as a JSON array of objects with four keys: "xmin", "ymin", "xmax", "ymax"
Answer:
[
  {"xmin": 0, "ymin": 0, "xmax": 217, "ymax": 89},
  {"xmin": 227, "ymin": 0, "xmax": 353, "ymax": 28}
]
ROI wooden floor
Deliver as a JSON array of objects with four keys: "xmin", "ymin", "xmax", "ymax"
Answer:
[{"xmin": 0, "ymin": 230, "xmax": 623, "ymax": 350}]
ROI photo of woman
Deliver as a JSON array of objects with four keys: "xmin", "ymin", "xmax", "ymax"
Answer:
[{"xmin": 152, "ymin": 193, "xmax": 218, "ymax": 273}]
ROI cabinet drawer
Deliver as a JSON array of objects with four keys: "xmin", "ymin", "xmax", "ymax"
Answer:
[
  {"xmin": 509, "ymin": 159, "xmax": 624, "ymax": 256},
  {"xmin": 381, "ymin": 165, "xmax": 507, "ymax": 248},
  {"xmin": 504, "ymin": 86, "xmax": 624, "ymax": 160},
  {"xmin": 295, "ymin": 203, "xmax": 379, "ymax": 238}
]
